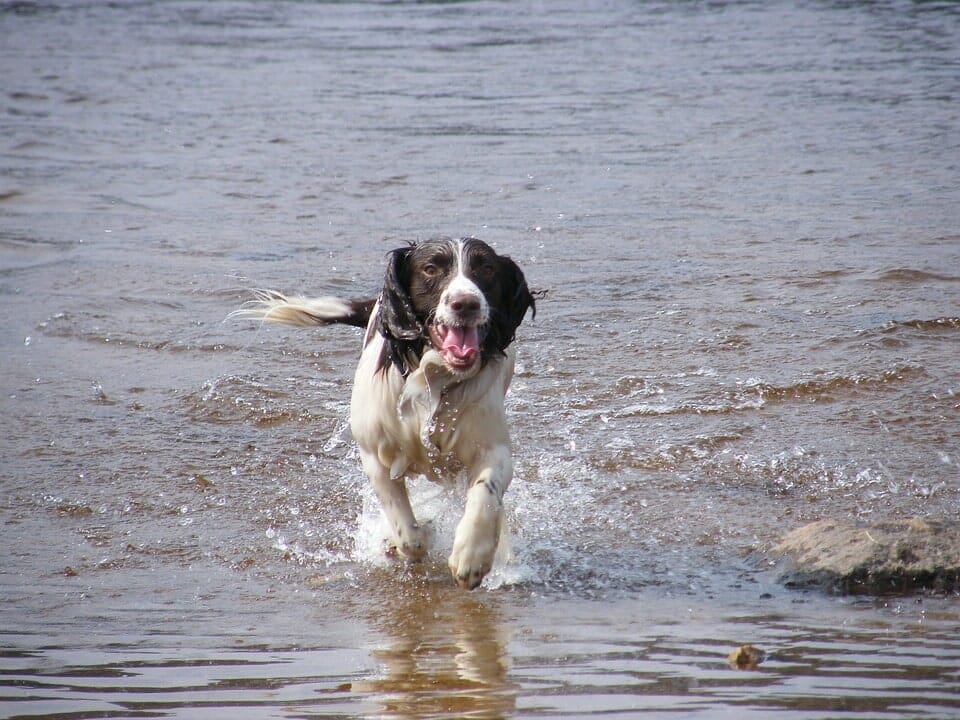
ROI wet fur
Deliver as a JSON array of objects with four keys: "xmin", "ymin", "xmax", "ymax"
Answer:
[{"xmin": 233, "ymin": 238, "xmax": 535, "ymax": 589}]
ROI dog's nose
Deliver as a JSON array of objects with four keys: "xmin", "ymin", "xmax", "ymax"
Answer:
[{"xmin": 449, "ymin": 293, "xmax": 481, "ymax": 316}]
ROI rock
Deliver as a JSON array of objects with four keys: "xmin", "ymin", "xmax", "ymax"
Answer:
[
  {"xmin": 727, "ymin": 644, "xmax": 765, "ymax": 670},
  {"xmin": 772, "ymin": 518, "xmax": 960, "ymax": 594}
]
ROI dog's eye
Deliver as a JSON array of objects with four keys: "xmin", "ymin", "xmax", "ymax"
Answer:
[
  {"xmin": 474, "ymin": 261, "xmax": 496, "ymax": 278},
  {"xmin": 422, "ymin": 263, "xmax": 440, "ymax": 278}
]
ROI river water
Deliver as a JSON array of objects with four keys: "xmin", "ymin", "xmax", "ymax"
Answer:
[{"xmin": 2, "ymin": 1, "xmax": 959, "ymax": 717}]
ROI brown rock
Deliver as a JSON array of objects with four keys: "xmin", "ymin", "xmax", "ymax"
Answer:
[
  {"xmin": 772, "ymin": 518, "xmax": 960, "ymax": 594},
  {"xmin": 727, "ymin": 644, "xmax": 765, "ymax": 670}
]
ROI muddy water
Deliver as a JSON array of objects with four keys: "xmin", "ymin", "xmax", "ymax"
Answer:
[{"xmin": 2, "ymin": 1, "xmax": 959, "ymax": 717}]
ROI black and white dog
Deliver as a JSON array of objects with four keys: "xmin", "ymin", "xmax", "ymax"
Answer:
[{"xmin": 235, "ymin": 237, "xmax": 536, "ymax": 589}]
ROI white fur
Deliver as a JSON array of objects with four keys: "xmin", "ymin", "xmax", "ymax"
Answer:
[
  {"xmin": 230, "ymin": 291, "xmax": 353, "ymax": 327},
  {"xmin": 436, "ymin": 274, "xmax": 489, "ymax": 328},
  {"xmin": 233, "ymin": 238, "xmax": 531, "ymax": 590},
  {"xmin": 350, "ymin": 311, "xmax": 515, "ymax": 589},
  {"xmin": 435, "ymin": 241, "xmax": 490, "ymax": 327}
]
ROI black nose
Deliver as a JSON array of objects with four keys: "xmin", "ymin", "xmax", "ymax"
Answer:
[{"xmin": 449, "ymin": 294, "xmax": 481, "ymax": 315}]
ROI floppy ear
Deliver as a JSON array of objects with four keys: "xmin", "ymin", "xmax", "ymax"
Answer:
[
  {"xmin": 376, "ymin": 245, "xmax": 428, "ymax": 375},
  {"xmin": 485, "ymin": 254, "xmax": 535, "ymax": 356},
  {"xmin": 378, "ymin": 245, "xmax": 422, "ymax": 342}
]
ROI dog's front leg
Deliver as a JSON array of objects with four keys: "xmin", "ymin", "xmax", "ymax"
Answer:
[
  {"xmin": 449, "ymin": 446, "xmax": 511, "ymax": 589},
  {"xmin": 360, "ymin": 452, "xmax": 428, "ymax": 562}
]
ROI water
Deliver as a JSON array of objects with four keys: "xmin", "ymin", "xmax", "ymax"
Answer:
[{"xmin": 2, "ymin": 1, "xmax": 959, "ymax": 717}]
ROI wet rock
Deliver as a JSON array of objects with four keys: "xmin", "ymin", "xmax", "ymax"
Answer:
[
  {"xmin": 727, "ymin": 644, "xmax": 765, "ymax": 670},
  {"xmin": 773, "ymin": 518, "xmax": 960, "ymax": 594}
]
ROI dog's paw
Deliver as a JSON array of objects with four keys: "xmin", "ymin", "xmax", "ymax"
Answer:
[
  {"xmin": 448, "ymin": 524, "xmax": 497, "ymax": 590},
  {"xmin": 395, "ymin": 523, "xmax": 428, "ymax": 562}
]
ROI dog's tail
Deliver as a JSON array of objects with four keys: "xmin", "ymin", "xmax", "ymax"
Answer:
[{"xmin": 230, "ymin": 290, "xmax": 376, "ymax": 329}]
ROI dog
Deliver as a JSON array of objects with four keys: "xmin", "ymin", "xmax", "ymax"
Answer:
[{"xmin": 234, "ymin": 237, "xmax": 536, "ymax": 589}]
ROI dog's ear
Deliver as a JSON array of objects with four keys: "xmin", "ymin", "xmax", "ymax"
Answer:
[
  {"xmin": 378, "ymin": 245, "xmax": 422, "ymax": 342},
  {"xmin": 377, "ymin": 245, "xmax": 428, "ymax": 375},
  {"xmin": 486, "ymin": 254, "xmax": 535, "ymax": 355}
]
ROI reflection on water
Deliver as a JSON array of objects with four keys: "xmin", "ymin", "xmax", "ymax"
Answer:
[
  {"xmin": 4, "ymin": 585, "xmax": 956, "ymax": 718},
  {"xmin": 355, "ymin": 579, "xmax": 517, "ymax": 719}
]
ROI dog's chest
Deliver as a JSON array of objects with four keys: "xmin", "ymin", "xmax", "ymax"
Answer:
[
  {"xmin": 422, "ymin": 393, "xmax": 467, "ymax": 455},
  {"xmin": 392, "ymin": 353, "xmax": 498, "ymax": 479},
  {"xmin": 398, "ymin": 381, "xmax": 471, "ymax": 476}
]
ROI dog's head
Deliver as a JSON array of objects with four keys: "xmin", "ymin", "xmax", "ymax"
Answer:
[{"xmin": 377, "ymin": 237, "xmax": 535, "ymax": 375}]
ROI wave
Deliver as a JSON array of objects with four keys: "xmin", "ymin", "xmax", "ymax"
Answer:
[
  {"xmin": 873, "ymin": 269, "xmax": 960, "ymax": 283},
  {"xmin": 749, "ymin": 364, "xmax": 927, "ymax": 404},
  {"xmin": 610, "ymin": 364, "xmax": 926, "ymax": 420},
  {"xmin": 878, "ymin": 317, "xmax": 960, "ymax": 333},
  {"xmin": 615, "ymin": 397, "xmax": 763, "ymax": 418},
  {"xmin": 183, "ymin": 374, "xmax": 297, "ymax": 426}
]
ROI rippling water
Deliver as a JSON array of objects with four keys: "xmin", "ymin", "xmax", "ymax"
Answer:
[{"xmin": 2, "ymin": 1, "xmax": 959, "ymax": 717}]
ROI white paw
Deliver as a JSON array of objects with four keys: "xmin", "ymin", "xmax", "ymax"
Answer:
[
  {"xmin": 394, "ymin": 523, "xmax": 428, "ymax": 562},
  {"xmin": 448, "ymin": 519, "xmax": 498, "ymax": 590}
]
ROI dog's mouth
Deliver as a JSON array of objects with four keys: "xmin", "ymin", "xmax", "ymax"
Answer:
[{"xmin": 429, "ymin": 322, "xmax": 482, "ymax": 371}]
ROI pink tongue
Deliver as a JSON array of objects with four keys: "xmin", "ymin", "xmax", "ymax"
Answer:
[{"xmin": 441, "ymin": 326, "xmax": 480, "ymax": 359}]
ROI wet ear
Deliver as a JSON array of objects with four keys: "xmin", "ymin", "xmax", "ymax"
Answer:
[
  {"xmin": 378, "ymin": 245, "xmax": 422, "ymax": 341},
  {"xmin": 487, "ymin": 255, "xmax": 535, "ymax": 354}
]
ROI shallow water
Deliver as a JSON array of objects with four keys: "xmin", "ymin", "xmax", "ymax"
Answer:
[{"xmin": 2, "ymin": 1, "xmax": 959, "ymax": 717}]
